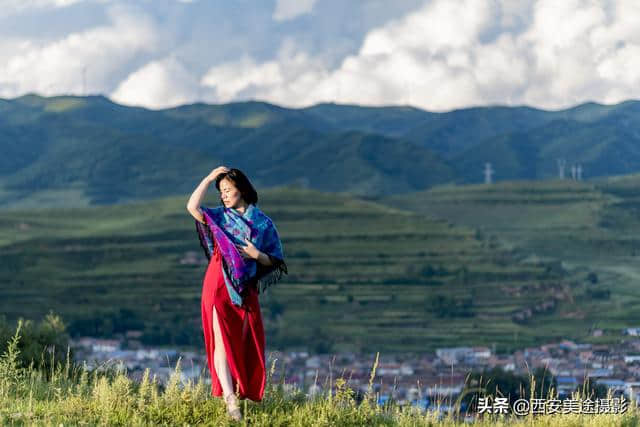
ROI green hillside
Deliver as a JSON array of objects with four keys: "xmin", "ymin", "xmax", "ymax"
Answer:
[
  {"xmin": 451, "ymin": 115, "xmax": 640, "ymax": 182},
  {"xmin": 0, "ymin": 95, "xmax": 454, "ymax": 207},
  {"xmin": 382, "ymin": 178, "xmax": 640, "ymax": 339},
  {"xmin": 0, "ymin": 186, "xmax": 591, "ymax": 355},
  {"xmin": 4, "ymin": 94, "xmax": 640, "ymax": 354},
  {"xmin": 3, "ymin": 94, "xmax": 640, "ymax": 209}
]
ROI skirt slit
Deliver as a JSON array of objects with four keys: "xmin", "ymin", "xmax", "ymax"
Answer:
[{"xmin": 201, "ymin": 246, "xmax": 266, "ymax": 401}]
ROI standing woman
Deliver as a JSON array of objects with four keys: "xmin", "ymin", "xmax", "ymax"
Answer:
[{"xmin": 186, "ymin": 166, "xmax": 287, "ymax": 421}]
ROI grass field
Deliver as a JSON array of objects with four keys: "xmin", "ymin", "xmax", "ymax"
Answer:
[{"xmin": 0, "ymin": 321, "xmax": 637, "ymax": 426}]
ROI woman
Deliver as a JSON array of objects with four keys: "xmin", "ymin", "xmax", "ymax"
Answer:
[{"xmin": 186, "ymin": 166, "xmax": 287, "ymax": 421}]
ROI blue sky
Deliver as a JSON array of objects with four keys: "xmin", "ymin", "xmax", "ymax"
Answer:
[{"xmin": 0, "ymin": 0, "xmax": 638, "ymax": 111}]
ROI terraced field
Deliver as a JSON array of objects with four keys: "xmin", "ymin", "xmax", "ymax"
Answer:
[
  {"xmin": 383, "ymin": 178, "xmax": 640, "ymax": 345},
  {"xmin": 0, "ymin": 186, "xmax": 591, "ymax": 355}
]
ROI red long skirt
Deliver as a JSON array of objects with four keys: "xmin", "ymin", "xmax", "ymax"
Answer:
[{"xmin": 200, "ymin": 244, "xmax": 266, "ymax": 401}]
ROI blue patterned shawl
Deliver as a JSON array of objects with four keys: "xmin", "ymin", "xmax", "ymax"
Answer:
[{"xmin": 195, "ymin": 203, "xmax": 287, "ymax": 308}]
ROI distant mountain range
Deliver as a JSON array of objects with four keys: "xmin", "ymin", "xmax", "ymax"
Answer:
[{"xmin": 1, "ymin": 94, "xmax": 639, "ymax": 207}]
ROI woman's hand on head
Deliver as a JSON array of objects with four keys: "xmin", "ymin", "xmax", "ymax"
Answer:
[
  {"xmin": 235, "ymin": 237, "xmax": 260, "ymax": 260},
  {"xmin": 207, "ymin": 166, "xmax": 230, "ymax": 182}
]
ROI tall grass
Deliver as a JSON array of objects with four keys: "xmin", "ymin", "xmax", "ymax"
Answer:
[{"xmin": 1, "ymin": 322, "xmax": 639, "ymax": 425}]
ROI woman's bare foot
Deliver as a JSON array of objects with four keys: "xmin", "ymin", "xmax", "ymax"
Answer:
[{"xmin": 224, "ymin": 392, "xmax": 242, "ymax": 421}]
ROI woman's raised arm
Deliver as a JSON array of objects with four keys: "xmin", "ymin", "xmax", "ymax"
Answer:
[{"xmin": 187, "ymin": 166, "xmax": 229, "ymax": 223}]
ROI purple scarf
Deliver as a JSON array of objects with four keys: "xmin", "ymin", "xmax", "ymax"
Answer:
[{"xmin": 195, "ymin": 203, "xmax": 287, "ymax": 307}]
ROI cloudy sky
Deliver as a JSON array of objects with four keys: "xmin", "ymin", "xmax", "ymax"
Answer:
[{"xmin": 1, "ymin": 0, "xmax": 638, "ymax": 112}]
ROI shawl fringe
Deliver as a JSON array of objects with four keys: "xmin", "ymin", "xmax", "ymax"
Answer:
[{"xmin": 256, "ymin": 257, "xmax": 288, "ymax": 294}]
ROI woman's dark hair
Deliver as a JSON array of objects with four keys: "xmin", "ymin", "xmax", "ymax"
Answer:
[{"xmin": 215, "ymin": 168, "xmax": 258, "ymax": 205}]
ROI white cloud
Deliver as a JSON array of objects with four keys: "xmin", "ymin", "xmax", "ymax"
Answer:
[
  {"xmin": 0, "ymin": 0, "xmax": 101, "ymax": 18},
  {"xmin": 272, "ymin": 0, "xmax": 317, "ymax": 22},
  {"xmin": 110, "ymin": 56, "xmax": 206, "ymax": 109},
  {"xmin": 200, "ymin": 55, "xmax": 284, "ymax": 102},
  {"xmin": 0, "ymin": 4, "xmax": 158, "ymax": 99},
  {"xmin": 3, "ymin": 0, "xmax": 640, "ymax": 112},
  {"xmin": 201, "ymin": 38, "xmax": 330, "ymax": 105},
  {"xmin": 201, "ymin": 0, "xmax": 640, "ymax": 111}
]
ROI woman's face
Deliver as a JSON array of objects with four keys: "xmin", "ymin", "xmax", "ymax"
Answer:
[{"xmin": 219, "ymin": 178, "xmax": 244, "ymax": 208}]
